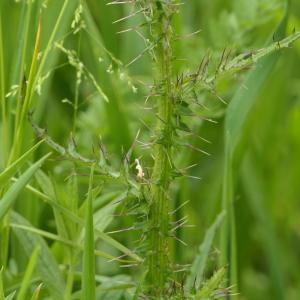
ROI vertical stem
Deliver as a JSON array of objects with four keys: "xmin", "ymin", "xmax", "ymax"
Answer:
[
  {"xmin": 73, "ymin": 30, "xmax": 82, "ymax": 133},
  {"xmin": 220, "ymin": 134, "xmax": 238, "ymax": 298},
  {"xmin": 0, "ymin": 13, "xmax": 7, "ymax": 166},
  {"xmin": 147, "ymin": 0, "xmax": 174, "ymax": 295}
]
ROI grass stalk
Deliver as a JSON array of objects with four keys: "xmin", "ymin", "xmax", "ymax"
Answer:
[
  {"xmin": 82, "ymin": 164, "xmax": 96, "ymax": 300},
  {"xmin": 0, "ymin": 13, "xmax": 7, "ymax": 166}
]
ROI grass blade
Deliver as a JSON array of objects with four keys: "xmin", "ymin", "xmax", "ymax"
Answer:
[
  {"xmin": 16, "ymin": 247, "xmax": 40, "ymax": 300},
  {"xmin": 4, "ymin": 291, "xmax": 16, "ymax": 300},
  {"xmin": 82, "ymin": 164, "xmax": 96, "ymax": 300},
  {"xmin": 11, "ymin": 212, "xmax": 65, "ymax": 300},
  {"xmin": 9, "ymin": 223, "xmax": 129, "ymax": 262},
  {"xmin": 241, "ymin": 153, "xmax": 285, "ymax": 299},
  {"xmin": 30, "ymin": 283, "xmax": 43, "ymax": 300},
  {"xmin": 0, "ymin": 140, "xmax": 44, "ymax": 186},
  {"xmin": 0, "ymin": 153, "xmax": 51, "ymax": 221},
  {"xmin": 220, "ymin": 1, "xmax": 290, "ymax": 295},
  {"xmin": 0, "ymin": 267, "xmax": 4, "ymax": 300},
  {"xmin": 0, "ymin": 12, "xmax": 7, "ymax": 166},
  {"xmin": 185, "ymin": 211, "xmax": 225, "ymax": 293}
]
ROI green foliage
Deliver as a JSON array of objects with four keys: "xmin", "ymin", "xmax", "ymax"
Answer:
[
  {"xmin": 82, "ymin": 165, "xmax": 96, "ymax": 300},
  {"xmin": 0, "ymin": 0, "xmax": 299, "ymax": 299},
  {"xmin": 0, "ymin": 153, "xmax": 50, "ymax": 221},
  {"xmin": 185, "ymin": 211, "xmax": 225, "ymax": 295}
]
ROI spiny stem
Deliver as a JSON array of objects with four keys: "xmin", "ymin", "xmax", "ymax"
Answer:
[{"xmin": 147, "ymin": 0, "xmax": 175, "ymax": 295}]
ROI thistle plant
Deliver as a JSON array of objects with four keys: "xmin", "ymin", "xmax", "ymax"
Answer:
[
  {"xmin": 141, "ymin": 1, "xmax": 176, "ymax": 293},
  {"xmin": 0, "ymin": 0, "xmax": 299, "ymax": 300},
  {"xmin": 116, "ymin": 0, "xmax": 300, "ymax": 298}
]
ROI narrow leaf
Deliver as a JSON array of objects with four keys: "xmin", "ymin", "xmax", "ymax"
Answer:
[
  {"xmin": 11, "ymin": 212, "xmax": 65, "ymax": 300},
  {"xmin": 16, "ymin": 247, "xmax": 40, "ymax": 300},
  {"xmin": 0, "ymin": 153, "xmax": 51, "ymax": 221},
  {"xmin": 5, "ymin": 291, "xmax": 16, "ymax": 300},
  {"xmin": 185, "ymin": 211, "xmax": 225, "ymax": 292},
  {"xmin": 82, "ymin": 164, "xmax": 96, "ymax": 300},
  {"xmin": 0, "ymin": 140, "xmax": 44, "ymax": 186}
]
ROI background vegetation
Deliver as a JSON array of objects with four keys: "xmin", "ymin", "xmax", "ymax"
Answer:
[{"xmin": 0, "ymin": 0, "xmax": 300, "ymax": 299}]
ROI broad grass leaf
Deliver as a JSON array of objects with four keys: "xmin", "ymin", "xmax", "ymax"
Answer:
[
  {"xmin": 10, "ymin": 212, "xmax": 65, "ymax": 300},
  {"xmin": 0, "ymin": 153, "xmax": 50, "ymax": 221},
  {"xmin": 241, "ymin": 153, "xmax": 285, "ymax": 299},
  {"xmin": 221, "ymin": 0, "xmax": 291, "ymax": 294},
  {"xmin": 0, "ymin": 140, "xmax": 44, "ymax": 187}
]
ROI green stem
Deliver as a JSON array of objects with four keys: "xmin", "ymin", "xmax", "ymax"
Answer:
[
  {"xmin": 73, "ymin": 29, "xmax": 82, "ymax": 133},
  {"xmin": 0, "ymin": 12, "xmax": 8, "ymax": 166},
  {"xmin": 147, "ymin": 0, "xmax": 174, "ymax": 295}
]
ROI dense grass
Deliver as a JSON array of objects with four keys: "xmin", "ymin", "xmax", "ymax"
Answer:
[{"xmin": 0, "ymin": 0, "xmax": 300, "ymax": 299}]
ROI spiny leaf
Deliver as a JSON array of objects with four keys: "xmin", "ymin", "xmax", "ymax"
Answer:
[{"xmin": 195, "ymin": 267, "xmax": 227, "ymax": 299}]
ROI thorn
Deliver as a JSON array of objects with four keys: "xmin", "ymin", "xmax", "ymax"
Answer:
[
  {"xmin": 120, "ymin": 263, "xmax": 139, "ymax": 268},
  {"xmin": 169, "ymin": 200, "xmax": 190, "ymax": 215},
  {"xmin": 180, "ymin": 163, "xmax": 198, "ymax": 171},
  {"xmin": 181, "ymin": 143, "xmax": 211, "ymax": 156},
  {"xmin": 174, "ymin": 29, "xmax": 202, "ymax": 40},
  {"xmin": 171, "ymin": 219, "xmax": 188, "ymax": 232},
  {"xmin": 112, "ymin": 9, "xmax": 144, "ymax": 24},
  {"xmin": 216, "ymin": 47, "xmax": 226, "ymax": 73},
  {"xmin": 107, "ymin": 1, "xmax": 135, "ymax": 5},
  {"xmin": 197, "ymin": 114, "xmax": 218, "ymax": 124},
  {"xmin": 213, "ymin": 91, "xmax": 227, "ymax": 105},
  {"xmin": 107, "ymin": 253, "xmax": 127, "ymax": 262},
  {"xmin": 196, "ymin": 55, "xmax": 206, "ymax": 77},
  {"xmin": 172, "ymin": 235, "xmax": 187, "ymax": 246},
  {"xmin": 106, "ymin": 226, "xmax": 136, "ymax": 234},
  {"xmin": 184, "ymin": 175, "xmax": 202, "ymax": 181}
]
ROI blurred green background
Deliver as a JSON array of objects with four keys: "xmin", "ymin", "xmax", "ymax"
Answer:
[{"xmin": 1, "ymin": 0, "xmax": 300, "ymax": 299}]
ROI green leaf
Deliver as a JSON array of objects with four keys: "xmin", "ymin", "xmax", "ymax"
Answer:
[
  {"xmin": 195, "ymin": 267, "xmax": 226, "ymax": 300},
  {"xmin": 33, "ymin": 174, "xmax": 142, "ymax": 262},
  {"xmin": 0, "ymin": 140, "xmax": 44, "ymax": 187},
  {"xmin": 5, "ymin": 291, "xmax": 16, "ymax": 300},
  {"xmin": 82, "ymin": 164, "xmax": 96, "ymax": 300},
  {"xmin": 185, "ymin": 211, "xmax": 225, "ymax": 293},
  {"xmin": 16, "ymin": 247, "xmax": 40, "ymax": 300},
  {"xmin": 30, "ymin": 284, "xmax": 43, "ymax": 300},
  {"xmin": 241, "ymin": 154, "xmax": 285, "ymax": 299},
  {"xmin": 0, "ymin": 267, "xmax": 4, "ymax": 300},
  {"xmin": 10, "ymin": 212, "xmax": 65, "ymax": 300},
  {"xmin": 220, "ymin": 1, "xmax": 291, "ymax": 295},
  {"xmin": 0, "ymin": 153, "xmax": 51, "ymax": 221},
  {"xmin": 9, "ymin": 223, "xmax": 125, "ymax": 262}
]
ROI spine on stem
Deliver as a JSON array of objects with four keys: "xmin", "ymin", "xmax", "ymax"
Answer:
[{"xmin": 146, "ymin": 0, "xmax": 176, "ymax": 295}]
